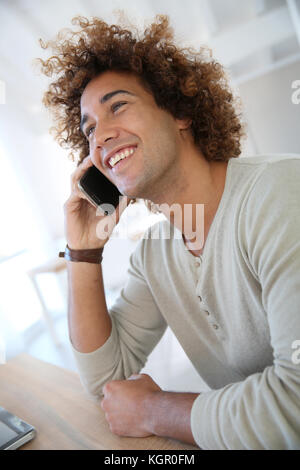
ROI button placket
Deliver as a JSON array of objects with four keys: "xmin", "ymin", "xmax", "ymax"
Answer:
[
  {"xmin": 208, "ymin": 317, "xmax": 223, "ymax": 336},
  {"xmin": 197, "ymin": 296, "xmax": 222, "ymax": 335}
]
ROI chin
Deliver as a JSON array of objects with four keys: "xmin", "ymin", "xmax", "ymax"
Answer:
[
  {"xmin": 118, "ymin": 183, "xmax": 143, "ymax": 200},
  {"xmin": 118, "ymin": 177, "xmax": 154, "ymax": 201}
]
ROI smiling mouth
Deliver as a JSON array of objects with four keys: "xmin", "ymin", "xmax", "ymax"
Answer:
[{"xmin": 108, "ymin": 146, "xmax": 137, "ymax": 169}]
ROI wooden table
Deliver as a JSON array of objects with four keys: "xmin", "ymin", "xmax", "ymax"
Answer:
[{"xmin": 0, "ymin": 354, "xmax": 198, "ymax": 450}]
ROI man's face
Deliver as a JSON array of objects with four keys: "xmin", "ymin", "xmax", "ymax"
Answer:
[{"xmin": 80, "ymin": 70, "xmax": 188, "ymax": 200}]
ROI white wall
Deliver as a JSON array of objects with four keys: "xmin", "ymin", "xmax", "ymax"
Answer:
[{"xmin": 238, "ymin": 60, "xmax": 300, "ymax": 155}]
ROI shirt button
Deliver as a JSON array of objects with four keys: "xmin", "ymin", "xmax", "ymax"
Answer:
[
  {"xmin": 194, "ymin": 261, "xmax": 201, "ymax": 268},
  {"xmin": 213, "ymin": 324, "xmax": 219, "ymax": 329},
  {"xmin": 204, "ymin": 310, "xmax": 210, "ymax": 316}
]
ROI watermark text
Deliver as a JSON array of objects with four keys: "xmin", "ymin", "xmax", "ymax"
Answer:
[
  {"xmin": 291, "ymin": 340, "xmax": 300, "ymax": 365},
  {"xmin": 291, "ymin": 80, "xmax": 300, "ymax": 104},
  {"xmin": 95, "ymin": 199, "xmax": 205, "ymax": 251}
]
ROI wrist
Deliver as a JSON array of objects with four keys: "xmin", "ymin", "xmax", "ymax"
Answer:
[
  {"xmin": 59, "ymin": 244, "xmax": 104, "ymax": 263},
  {"xmin": 143, "ymin": 390, "xmax": 163, "ymax": 436},
  {"xmin": 67, "ymin": 240, "xmax": 107, "ymax": 250},
  {"xmin": 144, "ymin": 390, "xmax": 199, "ymax": 445}
]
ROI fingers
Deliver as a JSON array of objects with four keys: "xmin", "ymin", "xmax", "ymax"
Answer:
[
  {"xmin": 68, "ymin": 184, "xmax": 94, "ymax": 206},
  {"xmin": 67, "ymin": 155, "xmax": 97, "ymax": 207},
  {"xmin": 64, "ymin": 157, "xmax": 96, "ymax": 210}
]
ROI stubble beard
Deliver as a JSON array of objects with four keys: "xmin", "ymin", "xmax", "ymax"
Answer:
[{"xmin": 125, "ymin": 149, "xmax": 182, "ymax": 205}]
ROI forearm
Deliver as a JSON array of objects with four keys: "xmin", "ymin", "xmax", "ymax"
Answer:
[
  {"xmin": 67, "ymin": 261, "xmax": 112, "ymax": 353},
  {"xmin": 147, "ymin": 391, "xmax": 199, "ymax": 446}
]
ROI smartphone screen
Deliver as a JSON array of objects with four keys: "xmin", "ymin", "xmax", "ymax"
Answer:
[{"xmin": 78, "ymin": 165, "xmax": 122, "ymax": 214}]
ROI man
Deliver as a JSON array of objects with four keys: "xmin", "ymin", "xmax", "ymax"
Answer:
[{"xmin": 39, "ymin": 15, "xmax": 300, "ymax": 449}]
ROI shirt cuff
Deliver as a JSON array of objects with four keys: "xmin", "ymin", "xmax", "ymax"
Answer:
[{"xmin": 191, "ymin": 390, "xmax": 227, "ymax": 450}]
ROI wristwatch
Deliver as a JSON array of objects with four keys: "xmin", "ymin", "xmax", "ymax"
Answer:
[{"xmin": 59, "ymin": 244, "xmax": 104, "ymax": 263}]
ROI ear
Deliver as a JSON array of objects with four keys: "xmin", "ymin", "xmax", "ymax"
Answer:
[{"xmin": 176, "ymin": 118, "xmax": 192, "ymax": 131}]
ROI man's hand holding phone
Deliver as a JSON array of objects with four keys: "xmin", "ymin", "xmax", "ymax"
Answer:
[{"xmin": 63, "ymin": 155, "xmax": 129, "ymax": 250}]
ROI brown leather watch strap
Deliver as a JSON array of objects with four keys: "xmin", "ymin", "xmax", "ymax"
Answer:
[{"xmin": 59, "ymin": 244, "xmax": 104, "ymax": 263}]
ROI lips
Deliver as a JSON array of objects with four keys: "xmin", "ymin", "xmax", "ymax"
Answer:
[{"xmin": 104, "ymin": 145, "xmax": 138, "ymax": 168}]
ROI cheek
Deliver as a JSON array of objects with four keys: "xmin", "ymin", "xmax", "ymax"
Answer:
[
  {"xmin": 121, "ymin": 113, "xmax": 144, "ymax": 136},
  {"xmin": 89, "ymin": 144, "xmax": 97, "ymax": 164},
  {"xmin": 89, "ymin": 143, "xmax": 105, "ymax": 171}
]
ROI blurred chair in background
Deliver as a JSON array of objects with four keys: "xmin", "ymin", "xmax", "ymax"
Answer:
[{"xmin": 27, "ymin": 257, "xmax": 67, "ymax": 346}]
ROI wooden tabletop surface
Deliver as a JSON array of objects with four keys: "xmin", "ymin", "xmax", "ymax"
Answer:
[{"xmin": 0, "ymin": 354, "xmax": 198, "ymax": 450}]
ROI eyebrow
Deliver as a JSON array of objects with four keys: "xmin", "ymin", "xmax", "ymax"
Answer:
[{"xmin": 80, "ymin": 89, "xmax": 136, "ymax": 132}]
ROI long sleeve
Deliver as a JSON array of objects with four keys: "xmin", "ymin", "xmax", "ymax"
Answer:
[
  {"xmin": 191, "ymin": 159, "xmax": 300, "ymax": 449},
  {"xmin": 71, "ymin": 234, "xmax": 167, "ymax": 398}
]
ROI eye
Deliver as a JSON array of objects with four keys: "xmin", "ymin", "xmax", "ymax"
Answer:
[
  {"xmin": 86, "ymin": 126, "xmax": 95, "ymax": 138},
  {"xmin": 111, "ymin": 101, "xmax": 127, "ymax": 112}
]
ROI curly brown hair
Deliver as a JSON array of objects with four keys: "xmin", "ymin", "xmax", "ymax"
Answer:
[{"xmin": 37, "ymin": 13, "xmax": 245, "ymax": 170}]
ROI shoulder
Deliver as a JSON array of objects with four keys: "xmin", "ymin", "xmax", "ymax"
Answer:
[
  {"xmin": 239, "ymin": 155, "xmax": 300, "ymax": 275},
  {"xmin": 246, "ymin": 155, "xmax": 300, "ymax": 206},
  {"xmin": 229, "ymin": 154, "xmax": 300, "ymax": 205}
]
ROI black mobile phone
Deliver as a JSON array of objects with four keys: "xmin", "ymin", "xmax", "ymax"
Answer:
[
  {"xmin": 78, "ymin": 165, "xmax": 122, "ymax": 215},
  {"xmin": 0, "ymin": 406, "xmax": 36, "ymax": 450}
]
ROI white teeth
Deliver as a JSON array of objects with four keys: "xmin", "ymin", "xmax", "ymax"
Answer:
[{"xmin": 109, "ymin": 147, "xmax": 135, "ymax": 167}]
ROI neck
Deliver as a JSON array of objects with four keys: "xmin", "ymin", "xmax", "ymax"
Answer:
[{"xmin": 150, "ymin": 141, "xmax": 229, "ymax": 256}]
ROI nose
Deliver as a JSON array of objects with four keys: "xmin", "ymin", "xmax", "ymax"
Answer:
[
  {"xmin": 93, "ymin": 121, "xmax": 120, "ymax": 148},
  {"xmin": 90, "ymin": 122, "xmax": 120, "ymax": 169}
]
